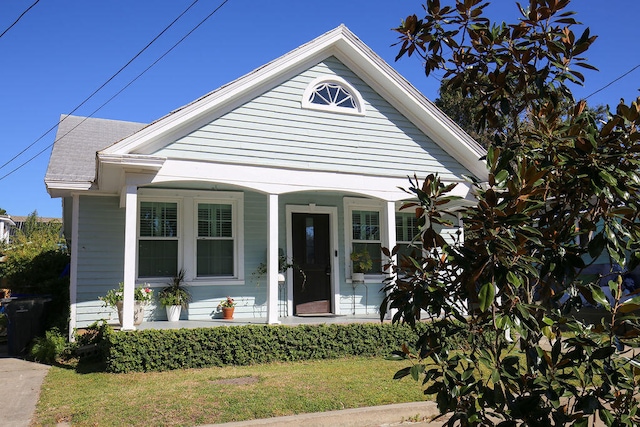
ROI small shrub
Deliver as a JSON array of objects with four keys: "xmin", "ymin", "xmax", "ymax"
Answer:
[{"xmin": 29, "ymin": 328, "xmax": 68, "ymax": 364}]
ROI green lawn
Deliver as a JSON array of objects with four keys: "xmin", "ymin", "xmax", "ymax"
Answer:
[{"xmin": 34, "ymin": 357, "xmax": 426, "ymax": 426}]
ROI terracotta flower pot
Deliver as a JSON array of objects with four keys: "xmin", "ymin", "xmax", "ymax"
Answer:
[{"xmin": 222, "ymin": 307, "xmax": 234, "ymax": 320}]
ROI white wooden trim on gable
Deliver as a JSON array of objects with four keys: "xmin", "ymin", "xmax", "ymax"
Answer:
[{"xmin": 98, "ymin": 25, "xmax": 487, "ymax": 181}]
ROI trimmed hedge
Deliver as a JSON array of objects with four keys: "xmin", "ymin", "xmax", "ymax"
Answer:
[{"xmin": 102, "ymin": 323, "xmax": 428, "ymax": 373}]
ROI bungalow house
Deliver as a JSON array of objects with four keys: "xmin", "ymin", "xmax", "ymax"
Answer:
[{"xmin": 45, "ymin": 25, "xmax": 487, "ymax": 332}]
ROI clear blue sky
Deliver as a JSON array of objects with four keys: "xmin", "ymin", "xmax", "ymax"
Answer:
[{"xmin": 1, "ymin": 0, "xmax": 638, "ymax": 218}]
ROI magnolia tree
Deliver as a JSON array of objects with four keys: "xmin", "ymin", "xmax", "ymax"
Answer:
[{"xmin": 381, "ymin": 1, "xmax": 640, "ymax": 425}]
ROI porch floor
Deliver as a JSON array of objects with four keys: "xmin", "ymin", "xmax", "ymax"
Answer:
[{"xmin": 134, "ymin": 314, "xmax": 384, "ymax": 331}]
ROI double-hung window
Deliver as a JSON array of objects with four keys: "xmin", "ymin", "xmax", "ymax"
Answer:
[
  {"xmin": 136, "ymin": 190, "xmax": 244, "ymax": 283},
  {"xmin": 395, "ymin": 211, "xmax": 422, "ymax": 262},
  {"xmin": 351, "ymin": 209, "xmax": 382, "ymax": 274},
  {"xmin": 138, "ymin": 201, "xmax": 179, "ymax": 278},
  {"xmin": 197, "ymin": 203, "xmax": 235, "ymax": 277}
]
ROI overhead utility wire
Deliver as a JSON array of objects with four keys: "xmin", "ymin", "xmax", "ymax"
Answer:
[
  {"xmin": 0, "ymin": 0, "xmax": 201, "ymax": 172},
  {"xmin": 584, "ymin": 63, "xmax": 640, "ymax": 101},
  {"xmin": 0, "ymin": 0, "xmax": 40, "ymax": 40},
  {"xmin": 0, "ymin": 0, "xmax": 231, "ymax": 182}
]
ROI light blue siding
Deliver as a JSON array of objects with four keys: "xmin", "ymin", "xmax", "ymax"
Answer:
[
  {"xmin": 153, "ymin": 57, "xmax": 470, "ymax": 180},
  {"xmin": 75, "ymin": 196, "xmax": 126, "ymax": 327}
]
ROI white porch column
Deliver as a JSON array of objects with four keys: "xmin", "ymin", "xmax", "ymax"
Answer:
[
  {"xmin": 122, "ymin": 185, "xmax": 138, "ymax": 330},
  {"xmin": 385, "ymin": 201, "xmax": 397, "ymax": 320},
  {"xmin": 68, "ymin": 194, "xmax": 79, "ymax": 341},
  {"xmin": 266, "ymin": 194, "xmax": 281, "ymax": 324}
]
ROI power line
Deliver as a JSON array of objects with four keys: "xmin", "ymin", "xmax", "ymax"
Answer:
[
  {"xmin": 0, "ymin": 0, "xmax": 231, "ymax": 182},
  {"xmin": 584, "ymin": 63, "xmax": 640, "ymax": 101},
  {"xmin": 0, "ymin": 0, "xmax": 40, "ymax": 40},
  {"xmin": 0, "ymin": 0, "xmax": 201, "ymax": 172}
]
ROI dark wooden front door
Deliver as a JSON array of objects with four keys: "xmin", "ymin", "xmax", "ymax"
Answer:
[{"xmin": 292, "ymin": 213, "xmax": 331, "ymax": 315}]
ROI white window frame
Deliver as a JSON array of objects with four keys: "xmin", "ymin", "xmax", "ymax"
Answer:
[
  {"xmin": 302, "ymin": 76, "xmax": 366, "ymax": 116},
  {"xmin": 395, "ymin": 201, "xmax": 462, "ymax": 256},
  {"xmin": 136, "ymin": 189, "xmax": 244, "ymax": 286},
  {"xmin": 193, "ymin": 195, "xmax": 244, "ymax": 281},
  {"xmin": 395, "ymin": 208, "xmax": 423, "ymax": 258},
  {"xmin": 137, "ymin": 196, "xmax": 182, "ymax": 280},
  {"xmin": 344, "ymin": 197, "xmax": 386, "ymax": 283}
]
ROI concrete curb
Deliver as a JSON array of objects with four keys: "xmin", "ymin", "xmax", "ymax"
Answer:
[{"xmin": 202, "ymin": 401, "xmax": 444, "ymax": 427}]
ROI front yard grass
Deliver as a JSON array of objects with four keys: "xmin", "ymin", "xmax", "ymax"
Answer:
[{"xmin": 34, "ymin": 356, "xmax": 426, "ymax": 426}]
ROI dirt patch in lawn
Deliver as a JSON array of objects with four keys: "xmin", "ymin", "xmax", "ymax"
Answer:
[{"xmin": 211, "ymin": 376, "xmax": 260, "ymax": 386}]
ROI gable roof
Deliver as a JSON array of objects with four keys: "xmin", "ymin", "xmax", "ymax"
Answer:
[
  {"xmin": 45, "ymin": 115, "xmax": 145, "ymax": 196},
  {"xmin": 46, "ymin": 25, "xmax": 487, "ymax": 200},
  {"xmin": 99, "ymin": 25, "xmax": 487, "ymax": 180}
]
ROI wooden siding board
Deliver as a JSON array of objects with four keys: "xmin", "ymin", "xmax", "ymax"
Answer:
[
  {"xmin": 75, "ymin": 195, "xmax": 126, "ymax": 327},
  {"xmin": 179, "ymin": 131, "xmax": 442, "ymax": 160},
  {"xmin": 164, "ymin": 138, "xmax": 447, "ymax": 167},
  {"xmin": 153, "ymin": 57, "xmax": 471, "ymax": 180},
  {"xmin": 189, "ymin": 112, "xmax": 442, "ymax": 145}
]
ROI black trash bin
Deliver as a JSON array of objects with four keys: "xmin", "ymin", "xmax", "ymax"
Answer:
[{"xmin": 5, "ymin": 297, "xmax": 52, "ymax": 356}]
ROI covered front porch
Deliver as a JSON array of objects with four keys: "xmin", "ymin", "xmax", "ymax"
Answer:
[{"xmin": 109, "ymin": 168, "xmax": 419, "ymax": 331}]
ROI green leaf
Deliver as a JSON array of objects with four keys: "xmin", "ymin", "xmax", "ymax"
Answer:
[
  {"xmin": 410, "ymin": 364, "xmax": 423, "ymax": 381},
  {"xmin": 590, "ymin": 286, "xmax": 611, "ymax": 311},
  {"xmin": 490, "ymin": 367, "xmax": 500, "ymax": 384},
  {"xmin": 424, "ymin": 383, "xmax": 441, "ymax": 395},
  {"xmin": 591, "ymin": 346, "xmax": 615, "ymax": 360},
  {"xmin": 393, "ymin": 366, "xmax": 412, "ymax": 380},
  {"xmin": 461, "ymin": 367, "xmax": 474, "ymax": 381},
  {"xmin": 494, "ymin": 169, "xmax": 509, "ymax": 183},
  {"xmin": 478, "ymin": 283, "xmax": 495, "ymax": 312},
  {"xmin": 608, "ymin": 279, "xmax": 621, "ymax": 301},
  {"xmin": 588, "ymin": 233, "xmax": 605, "ymax": 258},
  {"xmin": 599, "ymin": 408, "xmax": 614, "ymax": 426},
  {"xmin": 506, "ymin": 271, "xmax": 521, "ymax": 287},
  {"xmin": 619, "ymin": 295, "xmax": 640, "ymax": 313}
]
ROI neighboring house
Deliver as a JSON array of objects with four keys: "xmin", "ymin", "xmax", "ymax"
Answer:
[
  {"xmin": 8, "ymin": 215, "xmax": 62, "ymax": 239},
  {"xmin": 0, "ymin": 215, "xmax": 15, "ymax": 244},
  {"xmin": 45, "ymin": 26, "xmax": 487, "ymax": 331},
  {"xmin": 0, "ymin": 215, "xmax": 62, "ymax": 244}
]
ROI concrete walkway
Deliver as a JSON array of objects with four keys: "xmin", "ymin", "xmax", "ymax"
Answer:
[
  {"xmin": 204, "ymin": 401, "xmax": 448, "ymax": 427},
  {"xmin": 0, "ymin": 345, "xmax": 50, "ymax": 427}
]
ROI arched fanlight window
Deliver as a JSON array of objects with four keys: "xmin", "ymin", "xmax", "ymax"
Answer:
[{"xmin": 302, "ymin": 76, "xmax": 365, "ymax": 115}]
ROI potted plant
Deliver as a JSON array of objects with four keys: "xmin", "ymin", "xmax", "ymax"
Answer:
[
  {"xmin": 217, "ymin": 296, "xmax": 236, "ymax": 320},
  {"xmin": 100, "ymin": 282, "xmax": 153, "ymax": 326},
  {"xmin": 252, "ymin": 254, "xmax": 307, "ymax": 288},
  {"xmin": 350, "ymin": 248, "xmax": 373, "ymax": 283},
  {"xmin": 158, "ymin": 269, "xmax": 191, "ymax": 322}
]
